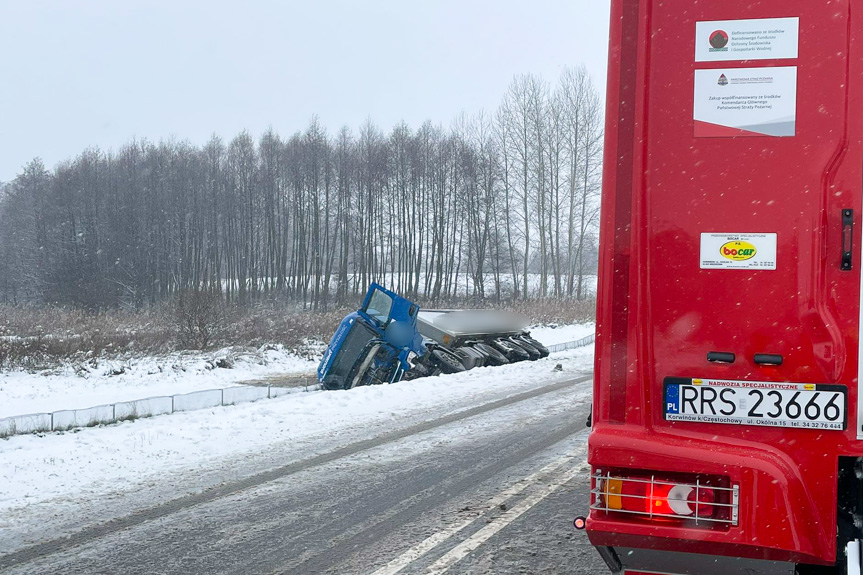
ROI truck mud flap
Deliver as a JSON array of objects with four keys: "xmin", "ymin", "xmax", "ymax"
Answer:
[{"xmin": 453, "ymin": 346, "xmax": 486, "ymax": 369}]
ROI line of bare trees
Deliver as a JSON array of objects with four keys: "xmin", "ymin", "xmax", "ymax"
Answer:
[{"xmin": 0, "ymin": 67, "xmax": 603, "ymax": 311}]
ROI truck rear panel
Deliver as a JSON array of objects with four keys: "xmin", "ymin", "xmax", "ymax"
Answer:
[{"xmin": 589, "ymin": 0, "xmax": 863, "ymax": 567}]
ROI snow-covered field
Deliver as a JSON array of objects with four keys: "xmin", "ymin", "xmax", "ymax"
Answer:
[
  {"xmin": 528, "ymin": 323, "xmax": 595, "ymax": 346},
  {"xmin": 0, "ymin": 325, "xmax": 594, "ymax": 552}
]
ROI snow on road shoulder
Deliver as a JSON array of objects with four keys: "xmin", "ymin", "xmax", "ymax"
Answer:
[
  {"xmin": 0, "ymin": 346, "xmax": 317, "ymax": 418},
  {"xmin": 0, "ymin": 345, "xmax": 594, "ymax": 530}
]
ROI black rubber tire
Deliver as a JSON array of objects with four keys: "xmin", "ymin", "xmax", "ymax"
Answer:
[
  {"xmin": 519, "ymin": 335, "xmax": 550, "ymax": 358},
  {"xmin": 491, "ymin": 338, "xmax": 530, "ymax": 362},
  {"xmin": 432, "ymin": 348, "xmax": 467, "ymax": 374},
  {"xmin": 509, "ymin": 337, "xmax": 541, "ymax": 360},
  {"xmin": 472, "ymin": 342, "xmax": 509, "ymax": 366}
]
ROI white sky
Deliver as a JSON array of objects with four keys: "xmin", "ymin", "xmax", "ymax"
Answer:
[{"xmin": 0, "ymin": 0, "xmax": 611, "ymax": 182}]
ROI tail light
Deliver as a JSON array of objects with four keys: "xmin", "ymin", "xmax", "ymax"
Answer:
[{"xmin": 591, "ymin": 469, "xmax": 739, "ymax": 527}]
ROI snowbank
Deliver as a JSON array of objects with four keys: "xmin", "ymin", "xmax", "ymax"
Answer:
[{"xmin": 0, "ymin": 345, "xmax": 317, "ymax": 418}]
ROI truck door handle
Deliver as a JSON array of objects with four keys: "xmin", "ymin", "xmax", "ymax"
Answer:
[
  {"xmin": 707, "ymin": 352, "xmax": 735, "ymax": 363},
  {"xmin": 754, "ymin": 354, "xmax": 783, "ymax": 366},
  {"xmin": 842, "ymin": 209, "xmax": 854, "ymax": 271}
]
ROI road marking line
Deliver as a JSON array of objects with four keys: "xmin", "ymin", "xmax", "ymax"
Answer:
[
  {"xmin": 424, "ymin": 464, "xmax": 583, "ymax": 575},
  {"xmin": 371, "ymin": 437, "xmax": 588, "ymax": 575},
  {"xmin": 369, "ymin": 517, "xmax": 477, "ymax": 575}
]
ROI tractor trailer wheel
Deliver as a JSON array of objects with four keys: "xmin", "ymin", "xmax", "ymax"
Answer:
[
  {"xmin": 520, "ymin": 335, "xmax": 550, "ymax": 358},
  {"xmin": 508, "ymin": 337, "xmax": 541, "ymax": 360},
  {"xmin": 472, "ymin": 342, "xmax": 509, "ymax": 366},
  {"xmin": 491, "ymin": 338, "xmax": 530, "ymax": 362},
  {"xmin": 431, "ymin": 347, "xmax": 467, "ymax": 374}
]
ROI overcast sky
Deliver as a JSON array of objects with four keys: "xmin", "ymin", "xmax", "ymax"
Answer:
[{"xmin": 0, "ymin": 1, "xmax": 611, "ymax": 182}]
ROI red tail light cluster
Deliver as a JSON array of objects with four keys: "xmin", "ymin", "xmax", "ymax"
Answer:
[{"xmin": 591, "ymin": 469, "xmax": 738, "ymax": 527}]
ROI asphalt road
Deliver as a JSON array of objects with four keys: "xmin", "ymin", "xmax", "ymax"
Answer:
[{"xmin": 1, "ymin": 376, "xmax": 606, "ymax": 575}]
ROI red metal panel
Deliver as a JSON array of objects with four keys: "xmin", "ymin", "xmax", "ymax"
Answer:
[{"xmin": 589, "ymin": 0, "xmax": 863, "ymax": 566}]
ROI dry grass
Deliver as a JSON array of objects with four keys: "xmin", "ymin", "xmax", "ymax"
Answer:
[
  {"xmin": 0, "ymin": 306, "xmax": 171, "ymax": 370},
  {"xmin": 0, "ymin": 297, "xmax": 595, "ymax": 370}
]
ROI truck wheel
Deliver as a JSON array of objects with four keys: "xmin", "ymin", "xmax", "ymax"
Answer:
[
  {"xmin": 473, "ymin": 343, "xmax": 509, "ymax": 366},
  {"xmin": 509, "ymin": 337, "xmax": 541, "ymax": 360},
  {"xmin": 432, "ymin": 348, "xmax": 467, "ymax": 374},
  {"xmin": 491, "ymin": 339, "xmax": 530, "ymax": 362},
  {"xmin": 519, "ymin": 335, "xmax": 550, "ymax": 358}
]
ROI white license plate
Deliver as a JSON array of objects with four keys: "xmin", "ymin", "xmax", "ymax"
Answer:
[{"xmin": 664, "ymin": 377, "xmax": 847, "ymax": 430}]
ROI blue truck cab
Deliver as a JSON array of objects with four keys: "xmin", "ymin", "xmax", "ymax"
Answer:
[{"xmin": 317, "ymin": 283, "xmax": 426, "ymax": 390}]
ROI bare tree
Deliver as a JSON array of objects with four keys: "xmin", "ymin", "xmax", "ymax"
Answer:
[
  {"xmin": 0, "ymin": 67, "xmax": 602, "ymax": 310},
  {"xmin": 559, "ymin": 66, "xmax": 603, "ymax": 299}
]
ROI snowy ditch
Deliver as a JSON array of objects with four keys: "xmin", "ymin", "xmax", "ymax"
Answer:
[{"xmin": 0, "ymin": 324, "xmax": 594, "ymax": 438}]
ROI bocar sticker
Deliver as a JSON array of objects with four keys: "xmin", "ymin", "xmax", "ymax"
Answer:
[{"xmin": 700, "ymin": 233, "xmax": 777, "ymax": 270}]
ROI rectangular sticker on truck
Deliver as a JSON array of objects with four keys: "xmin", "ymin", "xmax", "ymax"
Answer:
[
  {"xmin": 695, "ymin": 17, "xmax": 799, "ymax": 62},
  {"xmin": 700, "ymin": 233, "xmax": 777, "ymax": 270},
  {"xmin": 664, "ymin": 378, "xmax": 847, "ymax": 430},
  {"xmin": 694, "ymin": 66, "xmax": 797, "ymax": 138}
]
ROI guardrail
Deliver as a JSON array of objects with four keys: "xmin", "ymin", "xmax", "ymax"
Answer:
[
  {"xmin": 0, "ymin": 384, "xmax": 297, "ymax": 439},
  {"xmin": 547, "ymin": 333, "xmax": 595, "ymax": 353}
]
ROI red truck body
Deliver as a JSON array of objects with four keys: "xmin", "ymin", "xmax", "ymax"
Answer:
[{"xmin": 587, "ymin": 1, "xmax": 863, "ymax": 573}]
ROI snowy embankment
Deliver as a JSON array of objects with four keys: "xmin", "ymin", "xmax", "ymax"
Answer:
[
  {"xmin": 0, "ymin": 345, "xmax": 318, "ymax": 419},
  {"xmin": 0, "ymin": 326, "xmax": 594, "ymax": 552},
  {"xmin": 0, "ymin": 324, "xmax": 591, "ymax": 420}
]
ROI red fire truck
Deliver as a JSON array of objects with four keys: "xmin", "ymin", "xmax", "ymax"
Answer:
[{"xmin": 586, "ymin": 1, "xmax": 863, "ymax": 573}]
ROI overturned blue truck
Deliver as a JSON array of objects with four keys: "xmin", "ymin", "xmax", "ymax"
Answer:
[{"xmin": 317, "ymin": 283, "xmax": 549, "ymax": 390}]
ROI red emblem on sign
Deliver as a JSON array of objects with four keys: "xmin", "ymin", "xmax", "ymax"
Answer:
[{"xmin": 710, "ymin": 30, "xmax": 729, "ymax": 49}]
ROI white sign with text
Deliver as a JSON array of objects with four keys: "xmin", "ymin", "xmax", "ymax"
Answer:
[{"xmin": 695, "ymin": 17, "xmax": 799, "ymax": 62}]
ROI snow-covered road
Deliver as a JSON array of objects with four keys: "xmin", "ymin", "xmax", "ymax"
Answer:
[
  {"xmin": 0, "ymin": 343, "xmax": 594, "ymax": 562},
  {"xmin": 1, "ymin": 362, "xmax": 600, "ymax": 575}
]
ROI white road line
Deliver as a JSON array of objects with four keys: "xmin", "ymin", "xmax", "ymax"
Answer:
[
  {"xmin": 370, "ymin": 437, "xmax": 588, "ymax": 575},
  {"xmin": 369, "ymin": 517, "xmax": 478, "ymax": 575},
  {"xmin": 424, "ymin": 464, "xmax": 583, "ymax": 575}
]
